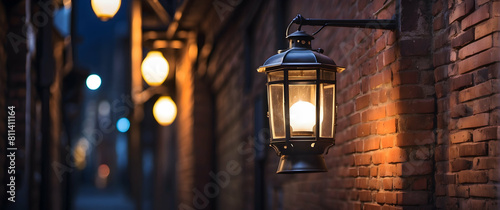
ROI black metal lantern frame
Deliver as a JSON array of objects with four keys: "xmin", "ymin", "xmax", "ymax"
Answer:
[{"xmin": 258, "ymin": 14, "xmax": 398, "ymax": 174}]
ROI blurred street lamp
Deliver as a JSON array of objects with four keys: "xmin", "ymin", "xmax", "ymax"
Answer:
[
  {"xmin": 258, "ymin": 14, "xmax": 397, "ymax": 173},
  {"xmin": 91, "ymin": 0, "xmax": 121, "ymax": 21},
  {"xmin": 86, "ymin": 74, "xmax": 102, "ymax": 90},
  {"xmin": 141, "ymin": 51, "xmax": 169, "ymax": 86},
  {"xmin": 152, "ymin": 96, "xmax": 177, "ymax": 126}
]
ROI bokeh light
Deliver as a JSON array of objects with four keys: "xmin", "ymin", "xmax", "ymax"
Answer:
[
  {"xmin": 116, "ymin": 117, "xmax": 130, "ymax": 133},
  {"xmin": 86, "ymin": 74, "xmax": 102, "ymax": 90}
]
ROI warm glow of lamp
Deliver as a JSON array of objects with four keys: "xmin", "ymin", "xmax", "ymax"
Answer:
[
  {"xmin": 153, "ymin": 96, "xmax": 177, "ymax": 126},
  {"xmin": 290, "ymin": 100, "xmax": 316, "ymax": 132},
  {"xmin": 141, "ymin": 51, "xmax": 169, "ymax": 86},
  {"xmin": 91, "ymin": 0, "xmax": 121, "ymax": 21}
]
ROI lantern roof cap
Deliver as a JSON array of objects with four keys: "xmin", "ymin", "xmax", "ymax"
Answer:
[{"xmin": 258, "ymin": 31, "xmax": 345, "ymax": 72}]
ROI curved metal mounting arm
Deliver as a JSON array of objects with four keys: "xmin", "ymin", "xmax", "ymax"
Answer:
[{"xmin": 287, "ymin": 14, "xmax": 398, "ymax": 36}]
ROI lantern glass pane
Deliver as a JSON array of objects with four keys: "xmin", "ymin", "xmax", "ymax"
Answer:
[
  {"xmin": 289, "ymin": 84, "xmax": 316, "ymax": 136},
  {"xmin": 320, "ymin": 83, "xmax": 335, "ymax": 138},
  {"xmin": 269, "ymin": 84, "xmax": 286, "ymax": 139},
  {"xmin": 268, "ymin": 71, "xmax": 284, "ymax": 82},
  {"xmin": 321, "ymin": 70, "xmax": 336, "ymax": 80},
  {"xmin": 289, "ymin": 70, "xmax": 316, "ymax": 80}
]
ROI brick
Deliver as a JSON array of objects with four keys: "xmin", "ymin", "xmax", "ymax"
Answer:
[
  {"xmin": 359, "ymin": 167, "xmax": 370, "ymax": 176},
  {"xmin": 449, "ymin": 0, "xmax": 475, "ymax": 24},
  {"xmin": 450, "ymin": 73, "xmax": 473, "ymax": 91},
  {"xmin": 370, "ymin": 166, "xmax": 378, "ymax": 177},
  {"xmin": 348, "ymin": 168, "xmax": 358, "ymax": 177},
  {"xmin": 451, "ymin": 29, "xmax": 475, "ymax": 48},
  {"xmin": 433, "ymin": 48, "xmax": 451, "ymax": 66},
  {"xmin": 386, "ymin": 99, "xmax": 435, "ymax": 116},
  {"xmin": 399, "ymin": 160, "xmax": 433, "ymax": 176},
  {"xmin": 475, "ymin": 17, "xmax": 500, "ymax": 39},
  {"xmin": 451, "ymin": 104, "xmax": 470, "ymax": 118},
  {"xmin": 359, "ymin": 190, "xmax": 372, "ymax": 201},
  {"xmin": 369, "ymin": 178, "xmax": 378, "ymax": 190},
  {"xmin": 364, "ymin": 136, "xmax": 380, "ymax": 152},
  {"xmin": 457, "ymin": 170, "xmax": 488, "ymax": 183},
  {"xmin": 392, "ymin": 177, "xmax": 405, "ymax": 190},
  {"xmin": 357, "ymin": 123, "xmax": 371, "ymax": 137},
  {"xmin": 356, "ymin": 140, "xmax": 364, "ymax": 152},
  {"xmin": 473, "ymin": 157, "xmax": 500, "ymax": 170},
  {"xmin": 355, "ymin": 154, "xmax": 372, "ymax": 166},
  {"xmin": 356, "ymin": 177, "xmax": 369, "ymax": 189},
  {"xmin": 458, "ymin": 80, "xmax": 496, "ymax": 102},
  {"xmin": 376, "ymin": 192, "xmax": 386, "ymax": 204},
  {"xmin": 380, "ymin": 135, "xmax": 395, "ymax": 148},
  {"xmin": 376, "ymin": 118, "xmax": 397, "ymax": 134},
  {"xmin": 459, "ymin": 35, "xmax": 493, "ymax": 59},
  {"xmin": 400, "ymin": 39, "xmax": 431, "ymax": 56},
  {"xmin": 473, "ymin": 126, "xmax": 499, "ymax": 141},
  {"xmin": 383, "ymin": 178, "xmax": 392, "ymax": 190},
  {"xmin": 379, "ymin": 164, "xmax": 397, "ymax": 177},
  {"xmin": 494, "ymin": 2, "xmax": 500, "ymax": 16},
  {"xmin": 456, "ymin": 113, "xmax": 490, "ymax": 129},
  {"xmin": 471, "ymin": 96, "xmax": 492, "ymax": 114},
  {"xmin": 362, "ymin": 106, "xmax": 386, "ymax": 122},
  {"xmin": 450, "ymin": 130, "xmax": 472, "ymax": 143},
  {"xmin": 448, "ymin": 185, "xmax": 470, "ymax": 197},
  {"xmin": 390, "ymin": 85, "xmax": 424, "ymax": 100},
  {"xmin": 469, "ymin": 185, "xmax": 498, "ymax": 198},
  {"xmin": 384, "ymin": 192, "xmax": 398, "ymax": 205},
  {"xmin": 450, "ymin": 159, "xmax": 472, "ymax": 172},
  {"xmin": 461, "ymin": 4, "xmax": 490, "ymax": 30},
  {"xmin": 364, "ymin": 203, "xmax": 381, "ymax": 210},
  {"xmin": 412, "ymin": 177, "xmax": 428, "ymax": 190},
  {"xmin": 386, "ymin": 147, "xmax": 407, "ymax": 163},
  {"xmin": 458, "ymin": 48, "xmax": 500, "ymax": 74},
  {"xmin": 350, "ymin": 113, "xmax": 361, "ymax": 125},
  {"xmin": 356, "ymin": 94, "xmax": 370, "ymax": 110},
  {"xmin": 434, "ymin": 65, "xmax": 448, "ymax": 82},
  {"xmin": 459, "ymin": 142, "xmax": 488, "ymax": 157},
  {"xmin": 372, "ymin": 150, "xmax": 386, "ymax": 165},
  {"xmin": 398, "ymin": 114, "xmax": 434, "ymax": 131},
  {"xmin": 396, "ymin": 192, "xmax": 429, "ymax": 205},
  {"xmin": 489, "ymin": 169, "xmax": 500, "ymax": 182},
  {"xmin": 433, "ymin": 14, "xmax": 445, "ymax": 31},
  {"xmin": 395, "ymin": 131, "xmax": 434, "ymax": 146},
  {"xmin": 382, "ymin": 47, "xmax": 396, "ymax": 67}
]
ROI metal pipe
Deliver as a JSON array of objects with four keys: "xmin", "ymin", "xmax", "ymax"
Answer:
[{"xmin": 292, "ymin": 14, "xmax": 397, "ymax": 30}]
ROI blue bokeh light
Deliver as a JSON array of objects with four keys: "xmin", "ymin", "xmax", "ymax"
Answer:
[{"xmin": 116, "ymin": 117, "xmax": 130, "ymax": 133}]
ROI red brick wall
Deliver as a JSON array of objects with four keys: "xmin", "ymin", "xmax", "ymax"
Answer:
[
  {"xmin": 172, "ymin": 0, "xmax": 500, "ymax": 209},
  {"xmin": 433, "ymin": 0, "xmax": 500, "ymax": 208}
]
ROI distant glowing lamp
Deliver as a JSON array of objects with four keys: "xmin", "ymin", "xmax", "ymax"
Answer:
[
  {"xmin": 258, "ymin": 30, "xmax": 343, "ymax": 173},
  {"xmin": 153, "ymin": 96, "xmax": 177, "ymax": 126},
  {"xmin": 141, "ymin": 51, "xmax": 169, "ymax": 86},
  {"xmin": 91, "ymin": 0, "xmax": 121, "ymax": 21},
  {"xmin": 86, "ymin": 74, "xmax": 101, "ymax": 90},
  {"xmin": 116, "ymin": 117, "xmax": 130, "ymax": 133}
]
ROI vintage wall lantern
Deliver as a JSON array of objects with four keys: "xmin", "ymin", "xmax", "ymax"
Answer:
[
  {"xmin": 91, "ymin": 0, "xmax": 121, "ymax": 21},
  {"xmin": 258, "ymin": 14, "xmax": 397, "ymax": 173}
]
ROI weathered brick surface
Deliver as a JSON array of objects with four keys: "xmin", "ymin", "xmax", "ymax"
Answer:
[{"xmin": 173, "ymin": 0, "xmax": 500, "ymax": 209}]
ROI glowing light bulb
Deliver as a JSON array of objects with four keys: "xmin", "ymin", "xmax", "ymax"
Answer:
[
  {"xmin": 86, "ymin": 74, "xmax": 101, "ymax": 90},
  {"xmin": 141, "ymin": 51, "xmax": 169, "ymax": 86},
  {"xmin": 153, "ymin": 96, "xmax": 177, "ymax": 126},
  {"xmin": 289, "ymin": 100, "xmax": 316, "ymax": 132},
  {"xmin": 91, "ymin": 0, "xmax": 121, "ymax": 21}
]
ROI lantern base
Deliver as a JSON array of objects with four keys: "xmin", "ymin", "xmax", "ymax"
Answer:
[{"xmin": 276, "ymin": 155, "xmax": 327, "ymax": 173}]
